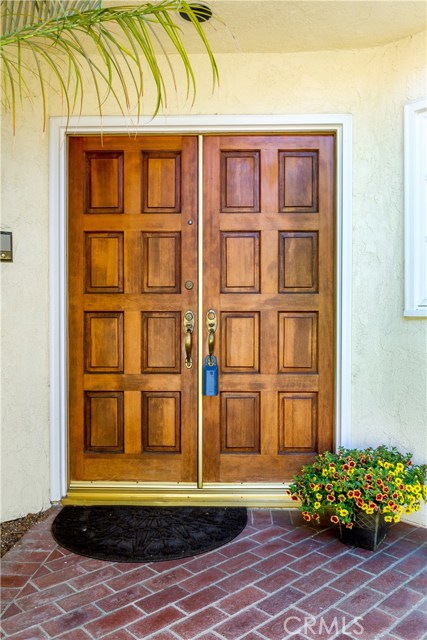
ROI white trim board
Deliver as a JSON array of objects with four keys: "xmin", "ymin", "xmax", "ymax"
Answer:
[
  {"xmin": 404, "ymin": 98, "xmax": 427, "ymax": 317},
  {"xmin": 49, "ymin": 114, "xmax": 353, "ymax": 502}
]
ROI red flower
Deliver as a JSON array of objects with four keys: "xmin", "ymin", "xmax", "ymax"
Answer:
[
  {"xmin": 376, "ymin": 479, "xmax": 383, "ymax": 486},
  {"xmin": 333, "ymin": 473, "xmax": 339, "ymax": 479},
  {"xmin": 330, "ymin": 515, "xmax": 339, "ymax": 524},
  {"xmin": 353, "ymin": 490, "xmax": 361, "ymax": 498},
  {"xmin": 348, "ymin": 490, "xmax": 354, "ymax": 498},
  {"xmin": 365, "ymin": 474, "xmax": 373, "ymax": 481},
  {"xmin": 356, "ymin": 499, "xmax": 364, "ymax": 507},
  {"xmin": 325, "ymin": 484, "xmax": 333, "ymax": 492},
  {"xmin": 291, "ymin": 494, "xmax": 299, "ymax": 501},
  {"xmin": 376, "ymin": 493, "xmax": 384, "ymax": 501},
  {"xmin": 303, "ymin": 514, "xmax": 311, "ymax": 521},
  {"xmin": 327, "ymin": 494, "xmax": 336, "ymax": 502},
  {"xmin": 343, "ymin": 464, "xmax": 350, "ymax": 471},
  {"xmin": 392, "ymin": 492, "xmax": 398, "ymax": 499}
]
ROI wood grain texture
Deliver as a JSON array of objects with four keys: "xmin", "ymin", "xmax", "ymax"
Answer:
[
  {"xmin": 69, "ymin": 133, "xmax": 334, "ymax": 486},
  {"xmin": 203, "ymin": 134, "xmax": 334, "ymax": 482},
  {"xmin": 69, "ymin": 136, "xmax": 197, "ymax": 483}
]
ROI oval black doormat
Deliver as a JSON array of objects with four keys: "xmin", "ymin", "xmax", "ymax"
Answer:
[{"xmin": 52, "ymin": 506, "xmax": 247, "ymax": 563}]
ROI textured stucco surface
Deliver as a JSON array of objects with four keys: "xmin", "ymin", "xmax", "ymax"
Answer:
[{"xmin": 1, "ymin": 29, "xmax": 426, "ymax": 523}]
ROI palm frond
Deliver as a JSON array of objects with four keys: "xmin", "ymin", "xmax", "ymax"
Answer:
[{"xmin": 0, "ymin": 0, "xmax": 219, "ymax": 131}]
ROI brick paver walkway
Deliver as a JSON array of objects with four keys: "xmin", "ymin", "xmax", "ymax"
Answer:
[{"xmin": 1, "ymin": 509, "xmax": 426, "ymax": 639}]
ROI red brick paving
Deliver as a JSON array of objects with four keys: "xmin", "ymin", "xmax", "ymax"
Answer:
[{"xmin": 1, "ymin": 508, "xmax": 426, "ymax": 639}]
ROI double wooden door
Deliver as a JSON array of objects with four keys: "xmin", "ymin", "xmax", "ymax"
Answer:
[{"xmin": 68, "ymin": 133, "xmax": 334, "ymax": 490}]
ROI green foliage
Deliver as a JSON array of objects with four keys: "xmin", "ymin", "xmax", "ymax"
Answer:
[
  {"xmin": 0, "ymin": 0, "xmax": 219, "ymax": 130},
  {"xmin": 289, "ymin": 446, "xmax": 427, "ymax": 528}
]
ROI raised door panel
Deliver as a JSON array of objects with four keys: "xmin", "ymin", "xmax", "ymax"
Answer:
[
  {"xmin": 141, "ymin": 232, "xmax": 181, "ymax": 293},
  {"xmin": 84, "ymin": 312, "xmax": 124, "ymax": 373},
  {"xmin": 220, "ymin": 232, "xmax": 260, "ymax": 293},
  {"xmin": 279, "ymin": 151, "xmax": 319, "ymax": 213},
  {"xmin": 142, "ymin": 151, "xmax": 181, "ymax": 213},
  {"xmin": 85, "ymin": 232, "xmax": 124, "ymax": 293},
  {"xmin": 84, "ymin": 391, "xmax": 124, "ymax": 453},
  {"xmin": 141, "ymin": 312, "xmax": 181, "ymax": 373},
  {"xmin": 278, "ymin": 312, "xmax": 318, "ymax": 373},
  {"xmin": 279, "ymin": 232, "xmax": 318, "ymax": 293},
  {"xmin": 220, "ymin": 151, "xmax": 260, "ymax": 213},
  {"xmin": 220, "ymin": 392, "xmax": 260, "ymax": 453},
  {"xmin": 142, "ymin": 392, "xmax": 181, "ymax": 452},
  {"xmin": 279, "ymin": 392, "xmax": 317, "ymax": 453},
  {"xmin": 84, "ymin": 151, "xmax": 124, "ymax": 213},
  {"xmin": 220, "ymin": 312, "xmax": 260, "ymax": 373}
]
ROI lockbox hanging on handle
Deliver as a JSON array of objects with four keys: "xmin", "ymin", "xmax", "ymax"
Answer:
[{"xmin": 203, "ymin": 355, "xmax": 218, "ymax": 396}]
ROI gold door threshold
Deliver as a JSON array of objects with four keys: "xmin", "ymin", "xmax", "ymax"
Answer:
[{"xmin": 63, "ymin": 481, "xmax": 296, "ymax": 508}]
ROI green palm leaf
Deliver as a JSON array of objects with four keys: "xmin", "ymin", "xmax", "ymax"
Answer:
[{"xmin": 0, "ymin": 0, "xmax": 219, "ymax": 131}]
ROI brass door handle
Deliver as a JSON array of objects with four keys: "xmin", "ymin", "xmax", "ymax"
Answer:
[
  {"xmin": 183, "ymin": 310, "xmax": 195, "ymax": 368},
  {"xmin": 206, "ymin": 309, "xmax": 217, "ymax": 365}
]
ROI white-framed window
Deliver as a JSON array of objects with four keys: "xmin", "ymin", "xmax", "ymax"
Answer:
[{"xmin": 404, "ymin": 98, "xmax": 427, "ymax": 317}]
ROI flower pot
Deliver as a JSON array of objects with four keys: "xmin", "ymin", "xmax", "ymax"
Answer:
[{"xmin": 339, "ymin": 511, "xmax": 391, "ymax": 551}]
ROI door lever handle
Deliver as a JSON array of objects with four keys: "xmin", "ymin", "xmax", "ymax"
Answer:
[{"xmin": 183, "ymin": 310, "xmax": 195, "ymax": 368}]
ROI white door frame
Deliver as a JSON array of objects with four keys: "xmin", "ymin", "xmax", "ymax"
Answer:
[{"xmin": 49, "ymin": 114, "xmax": 352, "ymax": 502}]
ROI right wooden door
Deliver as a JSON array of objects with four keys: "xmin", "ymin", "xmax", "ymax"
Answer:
[{"xmin": 202, "ymin": 134, "xmax": 335, "ymax": 483}]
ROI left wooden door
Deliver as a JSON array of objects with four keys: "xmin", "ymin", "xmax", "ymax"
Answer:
[{"xmin": 68, "ymin": 136, "xmax": 198, "ymax": 483}]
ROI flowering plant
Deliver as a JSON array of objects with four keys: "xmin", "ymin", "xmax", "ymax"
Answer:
[{"xmin": 289, "ymin": 446, "xmax": 427, "ymax": 528}]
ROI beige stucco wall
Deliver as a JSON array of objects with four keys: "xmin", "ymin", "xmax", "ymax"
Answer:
[{"xmin": 1, "ymin": 29, "xmax": 426, "ymax": 523}]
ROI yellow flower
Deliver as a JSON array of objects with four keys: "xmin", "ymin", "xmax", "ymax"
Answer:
[
  {"xmin": 384, "ymin": 516, "xmax": 393, "ymax": 522},
  {"xmin": 396, "ymin": 463, "xmax": 404, "ymax": 473},
  {"xmin": 366, "ymin": 508, "xmax": 374, "ymax": 514},
  {"xmin": 314, "ymin": 502, "xmax": 321, "ymax": 509},
  {"xmin": 394, "ymin": 515, "xmax": 401, "ymax": 523},
  {"xmin": 322, "ymin": 469, "xmax": 329, "ymax": 477},
  {"xmin": 316, "ymin": 493, "xmax": 323, "ymax": 500},
  {"xmin": 340, "ymin": 509, "xmax": 349, "ymax": 516}
]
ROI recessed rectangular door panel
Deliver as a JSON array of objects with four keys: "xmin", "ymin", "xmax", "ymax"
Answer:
[
  {"xmin": 203, "ymin": 135, "xmax": 334, "ymax": 483},
  {"xmin": 69, "ymin": 135, "xmax": 197, "ymax": 483}
]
